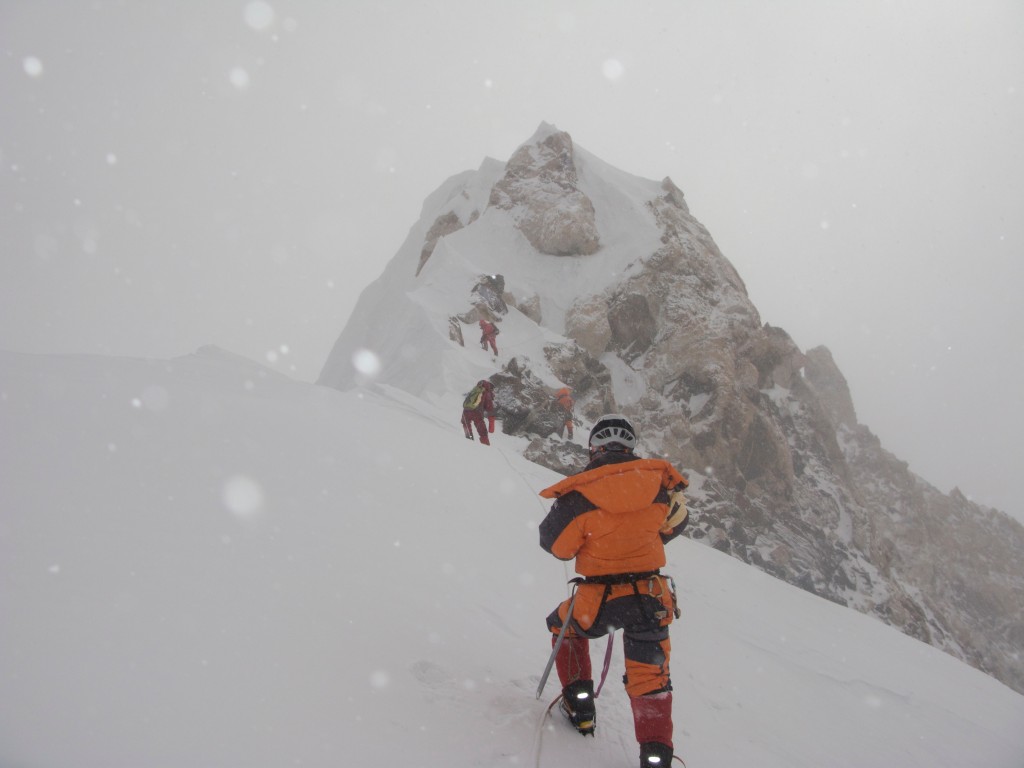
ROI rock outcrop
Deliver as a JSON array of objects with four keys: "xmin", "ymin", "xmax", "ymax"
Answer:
[{"xmin": 488, "ymin": 124, "xmax": 600, "ymax": 256}]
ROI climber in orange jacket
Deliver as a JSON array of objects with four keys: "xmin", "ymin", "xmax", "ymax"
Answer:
[
  {"xmin": 461, "ymin": 379, "xmax": 496, "ymax": 445},
  {"xmin": 554, "ymin": 386, "xmax": 575, "ymax": 440},
  {"xmin": 538, "ymin": 414, "xmax": 689, "ymax": 768}
]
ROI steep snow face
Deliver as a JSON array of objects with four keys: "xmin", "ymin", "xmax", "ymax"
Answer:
[
  {"xmin": 3, "ymin": 348, "xmax": 1024, "ymax": 768},
  {"xmin": 319, "ymin": 123, "xmax": 1024, "ymax": 696}
]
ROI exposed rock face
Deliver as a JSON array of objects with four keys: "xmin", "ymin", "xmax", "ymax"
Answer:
[
  {"xmin": 542, "ymin": 341, "xmax": 615, "ymax": 422},
  {"xmin": 660, "ymin": 176, "xmax": 689, "ymax": 214},
  {"xmin": 565, "ymin": 295, "xmax": 612, "ymax": 358},
  {"xmin": 447, "ymin": 316, "xmax": 464, "ymax": 346},
  {"xmin": 515, "ymin": 132, "xmax": 1024, "ymax": 694},
  {"xmin": 513, "ymin": 293, "xmax": 542, "ymax": 324},
  {"xmin": 418, "ymin": 210, "xmax": 465, "ymax": 276},
  {"xmin": 523, "ymin": 436, "xmax": 590, "ymax": 475},
  {"xmin": 804, "ymin": 345, "xmax": 858, "ymax": 428},
  {"xmin": 608, "ymin": 292, "xmax": 657, "ymax": 360},
  {"xmin": 489, "ymin": 350, "xmax": 606, "ymax": 449},
  {"xmin": 836, "ymin": 427, "xmax": 1024, "ymax": 692},
  {"xmin": 575, "ymin": 159, "xmax": 1024, "ymax": 694},
  {"xmin": 490, "ymin": 358, "xmax": 570, "ymax": 439},
  {"xmin": 489, "ymin": 127, "xmax": 600, "ymax": 256},
  {"xmin": 323, "ymin": 123, "xmax": 1024, "ymax": 695},
  {"xmin": 471, "ymin": 274, "xmax": 508, "ymax": 317}
]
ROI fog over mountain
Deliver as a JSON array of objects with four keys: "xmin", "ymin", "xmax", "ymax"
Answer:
[{"xmin": 2, "ymin": 2, "xmax": 1021, "ymax": 526}]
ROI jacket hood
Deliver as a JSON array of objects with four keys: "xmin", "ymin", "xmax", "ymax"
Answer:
[{"xmin": 541, "ymin": 457, "xmax": 683, "ymax": 515}]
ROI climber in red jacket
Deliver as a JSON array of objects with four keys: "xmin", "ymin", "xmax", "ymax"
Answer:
[
  {"xmin": 479, "ymin": 318, "xmax": 499, "ymax": 355},
  {"xmin": 461, "ymin": 379, "xmax": 496, "ymax": 445}
]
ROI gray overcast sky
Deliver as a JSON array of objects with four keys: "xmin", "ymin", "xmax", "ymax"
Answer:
[{"xmin": 2, "ymin": 1, "xmax": 1022, "ymax": 521}]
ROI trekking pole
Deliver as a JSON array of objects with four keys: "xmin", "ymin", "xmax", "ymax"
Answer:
[
  {"xmin": 594, "ymin": 632, "xmax": 615, "ymax": 697},
  {"xmin": 535, "ymin": 587, "xmax": 579, "ymax": 699}
]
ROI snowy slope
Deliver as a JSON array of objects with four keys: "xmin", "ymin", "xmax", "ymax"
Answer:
[{"xmin": 1, "ymin": 348, "xmax": 1023, "ymax": 768}]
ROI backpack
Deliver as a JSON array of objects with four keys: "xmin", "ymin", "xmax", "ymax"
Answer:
[{"xmin": 463, "ymin": 385, "xmax": 485, "ymax": 410}]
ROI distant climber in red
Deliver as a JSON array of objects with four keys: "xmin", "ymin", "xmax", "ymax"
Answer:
[{"xmin": 479, "ymin": 318, "xmax": 499, "ymax": 355}]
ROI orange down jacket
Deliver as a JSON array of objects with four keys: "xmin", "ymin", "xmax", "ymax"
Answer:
[
  {"xmin": 538, "ymin": 454, "xmax": 688, "ymax": 577},
  {"xmin": 555, "ymin": 387, "xmax": 574, "ymax": 413}
]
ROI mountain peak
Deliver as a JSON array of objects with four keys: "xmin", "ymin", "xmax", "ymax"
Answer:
[
  {"xmin": 527, "ymin": 120, "xmax": 564, "ymax": 144},
  {"xmin": 320, "ymin": 126, "xmax": 1024, "ymax": 696},
  {"xmin": 490, "ymin": 125, "xmax": 599, "ymax": 256}
]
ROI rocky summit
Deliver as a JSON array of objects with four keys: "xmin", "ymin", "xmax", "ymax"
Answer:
[{"xmin": 320, "ymin": 123, "xmax": 1024, "ymax": 694}]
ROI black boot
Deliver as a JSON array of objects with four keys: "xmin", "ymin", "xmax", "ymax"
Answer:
[
  {"xmin": 639, "ymin": 741, "xmax": 673, "ymax": 766},
  {"xmin": 560, "ymin": 679, "xmax": 596, "ymax": 735}
]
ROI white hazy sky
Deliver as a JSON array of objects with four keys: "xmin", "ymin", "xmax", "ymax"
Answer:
[{"xmin": 2, "ymin": 1, "xmax": 1022, "ymax": 521}]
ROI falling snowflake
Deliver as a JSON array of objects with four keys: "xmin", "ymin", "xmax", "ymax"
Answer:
[
  {"xmin": 23, "ymin": 57, "xmax": 43, "ymax": 77},
  {"xmin": 352, "ymin": 348, "xmax": 381, "ymax": 378},
  {"xmin": 222, "ymin": 474, "xmax": 265, "ymax": 517},
  {"xmin": 602, "ymin": 58, "xmax": 624, "ymax": 82},
  {"xmin": 244, "ymin": 1, "xmax": 275, "ymax": 31},
  {"xmin": 229, "ymin": 67, "xmax": 250, "ymax": 90}
]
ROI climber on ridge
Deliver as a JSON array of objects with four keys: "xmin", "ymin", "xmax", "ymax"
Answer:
[
  {"xmin": 461, "ymin": 379, "xmax": 496, "ymax": 445},
  {"xmin": 479, "ymin": 318, "xmax": 499, "ymax": 356}
]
